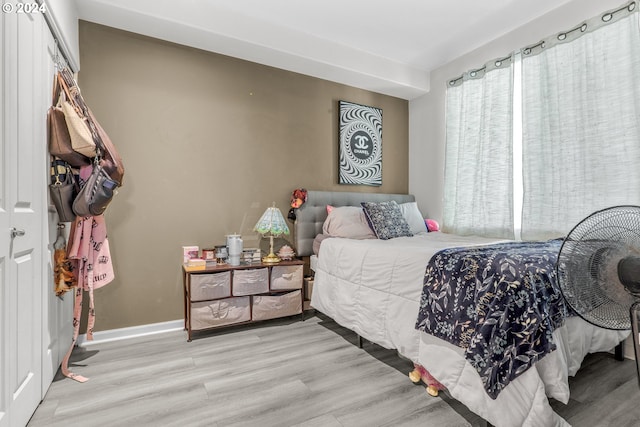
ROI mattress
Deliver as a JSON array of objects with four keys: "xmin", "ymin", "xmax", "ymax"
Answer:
[
  {"xmin": 310, "ymin": 232, "xmax": 629, "ymax": 427},
  {"xmin": 309, "ymin": 254, "xmax": 318, "ymax": 273}
]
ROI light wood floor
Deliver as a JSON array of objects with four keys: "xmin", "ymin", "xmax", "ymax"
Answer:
[{"xmin": 28, "ymin": 312, "xmax": 640, "ymax": 427}]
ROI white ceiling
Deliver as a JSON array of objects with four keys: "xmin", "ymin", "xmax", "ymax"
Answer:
[{"xmin": 76, "ymin": 0, "xmax": 574, "ymax": 99}]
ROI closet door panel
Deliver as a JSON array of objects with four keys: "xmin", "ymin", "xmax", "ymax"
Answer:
[
  {"xmin": 41, "ymin": 14, "xmax": 73, "ymax": 394},
  {"xmin": 0, "ymin": 10, "xmax": 47, "ymax": 427}
]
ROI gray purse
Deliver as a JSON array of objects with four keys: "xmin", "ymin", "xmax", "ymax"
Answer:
[{"xmin": 72, "ymin": 162, "xmax": 120, "ymax": 217}]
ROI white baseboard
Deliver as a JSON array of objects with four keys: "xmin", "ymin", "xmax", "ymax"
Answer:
[{"xmin": 77, "ymin": 319, "xmax": 184, "ymax": 347}]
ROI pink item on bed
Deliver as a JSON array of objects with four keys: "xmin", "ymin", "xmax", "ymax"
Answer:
[{"xmin": 425, "ymin": 218, "xmax": 440, "ymax": 232}]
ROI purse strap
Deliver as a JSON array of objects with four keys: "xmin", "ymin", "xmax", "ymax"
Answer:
[
  {"xmin": 57, "ymin": 69, "xmax": 78, "ymax": 106},
  {"xmin": 51, "ymin": 73, "xmax": 61, "ymax": 106},
  {"xmin": 56, "ymin": 69, "xmax": 105, "ymax": 159},
  {"xmin": 56, "ymin": 68, "xmax": 124, "ymax": 183}
]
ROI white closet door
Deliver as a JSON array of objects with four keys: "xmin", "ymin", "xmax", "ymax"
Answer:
[
  {"xmin": 0, "ymin": 11, "xmax": 7, "ymax": 426},
  {"xmin": 0, "ymin": 10, "xmax": 49, "ymax": 427},
  {"xmin": 41, "ymin": 13, "xmax": 74, "ymax": 393}
]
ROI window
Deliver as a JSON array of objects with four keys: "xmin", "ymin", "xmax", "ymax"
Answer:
[
  {"xmin": 443, "ymin": 59, "xmax": 514, "ymax": 239},
  {"xmin": 444, "ymin": 5, "xmax": 640, "ymax": 240}
]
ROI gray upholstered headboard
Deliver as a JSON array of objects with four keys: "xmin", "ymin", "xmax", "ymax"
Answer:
[{"xmin": 293, "ymin": 190, "xmax": 415, "ymax": 257}]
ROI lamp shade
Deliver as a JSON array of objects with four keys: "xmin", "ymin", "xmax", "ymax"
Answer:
[{"xmin": 253, "ymin": 204, "xmax": 290, "ymax": 236}]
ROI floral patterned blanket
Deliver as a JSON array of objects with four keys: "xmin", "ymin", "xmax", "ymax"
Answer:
[{"xmin": 415, "ymin": 239, "xmax": 569, "ymax": 399}]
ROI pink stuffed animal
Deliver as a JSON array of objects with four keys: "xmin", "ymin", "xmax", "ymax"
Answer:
[
  {"xmin": 425, "ymin": 219, "xmax": 440, "ymax": 232},
  {"xmin": 409, "ymin": 363, "xmax": 445, "ymax": 397}
]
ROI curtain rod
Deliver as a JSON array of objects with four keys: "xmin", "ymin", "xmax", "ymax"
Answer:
[
  {"xmin": 448, "ymin": 54, "xmax": 513, "ymax": 87},
  {"xmin": 448, "ymin": 0, "xmax": 637, "ymax": 87},
  {"xmin": 523, "ymin": 0, "xmax": 637, "ymax": 57}
]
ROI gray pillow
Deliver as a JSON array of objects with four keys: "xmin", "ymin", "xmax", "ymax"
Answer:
[
  {"xmin": 399, "ymin": 202, "xmax": 428, "ymax": 235},
  {"xmin": 322, "ymin": 206, "xmax": 377, "ymax": 239},
  {"xmin": 361, "ymin": 201, "xmax": 413, "ymax": 240}
]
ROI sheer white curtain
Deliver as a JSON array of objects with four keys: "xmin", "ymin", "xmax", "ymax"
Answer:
[
  {"xmin": 521, "ymin": 7, "xmax": 640, "ymax": 240},
  {"xmin": 443, "ymin": 60, "xmax": 514, "ymax": 239}
]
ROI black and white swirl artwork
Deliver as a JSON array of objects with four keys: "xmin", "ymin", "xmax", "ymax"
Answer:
[{"xmin": 339, "ymin": 100, "xmax": 382, "ymax": 186}]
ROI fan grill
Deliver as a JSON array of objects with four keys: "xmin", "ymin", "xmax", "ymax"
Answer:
[{"xmin": 557, "ymin": 206, "xmax": 640, "ymax": 330}]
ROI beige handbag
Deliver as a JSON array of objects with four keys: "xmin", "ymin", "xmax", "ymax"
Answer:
[
  {"xmin": 47, "ymin": 75, "xmax": 91, "ymax": 167},
  {"xmin": 61, "ymin": 99, "xmax": 96, "ymax": 158}
]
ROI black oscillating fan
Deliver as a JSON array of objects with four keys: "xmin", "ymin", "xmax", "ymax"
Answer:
[{"xmin": 556, "ymin": 205, "xmax": 640, "ymax": 386}]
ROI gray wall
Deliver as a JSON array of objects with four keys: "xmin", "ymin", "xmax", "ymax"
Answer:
[{"xmin": 78, "ymin": 21, "xmax": 409, "ymax": 331}]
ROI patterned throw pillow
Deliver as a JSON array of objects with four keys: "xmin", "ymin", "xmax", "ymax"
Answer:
[{"xmin": 361, "ymin": 201, "xmax": 413, "ymax": 240}]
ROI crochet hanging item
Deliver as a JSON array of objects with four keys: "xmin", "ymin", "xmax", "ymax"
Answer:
[{"xmin": 53, "ymin": 223, "xmax": 76, "ymax": 296}]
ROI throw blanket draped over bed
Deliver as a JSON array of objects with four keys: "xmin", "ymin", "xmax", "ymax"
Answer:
[{"xmin": 415, "ymin": 240, "xmax": 568, "ymax": 399}]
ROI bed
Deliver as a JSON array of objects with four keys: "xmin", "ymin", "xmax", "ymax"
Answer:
[{"xmin": 294, "ymin": 190, "xmax": 629, "ymax": 427}]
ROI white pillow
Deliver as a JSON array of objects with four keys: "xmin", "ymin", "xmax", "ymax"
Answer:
[
  {"xmin": 399, "ymin": 202, "xmax": 428, "ymax": 235},
  {"xmin": 322, "ymin": 206, "xmax": 376, "ymax": 239}
]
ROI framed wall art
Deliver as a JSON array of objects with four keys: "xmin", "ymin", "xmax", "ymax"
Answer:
[{"xmin": 338, "ymin": 100, "xmax": 382, "ymax": 186}]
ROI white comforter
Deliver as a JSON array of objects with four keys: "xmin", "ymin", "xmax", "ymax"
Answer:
[{"xmin": 311, "ymin": 232, "xmax": 629, "ymax": 427}]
